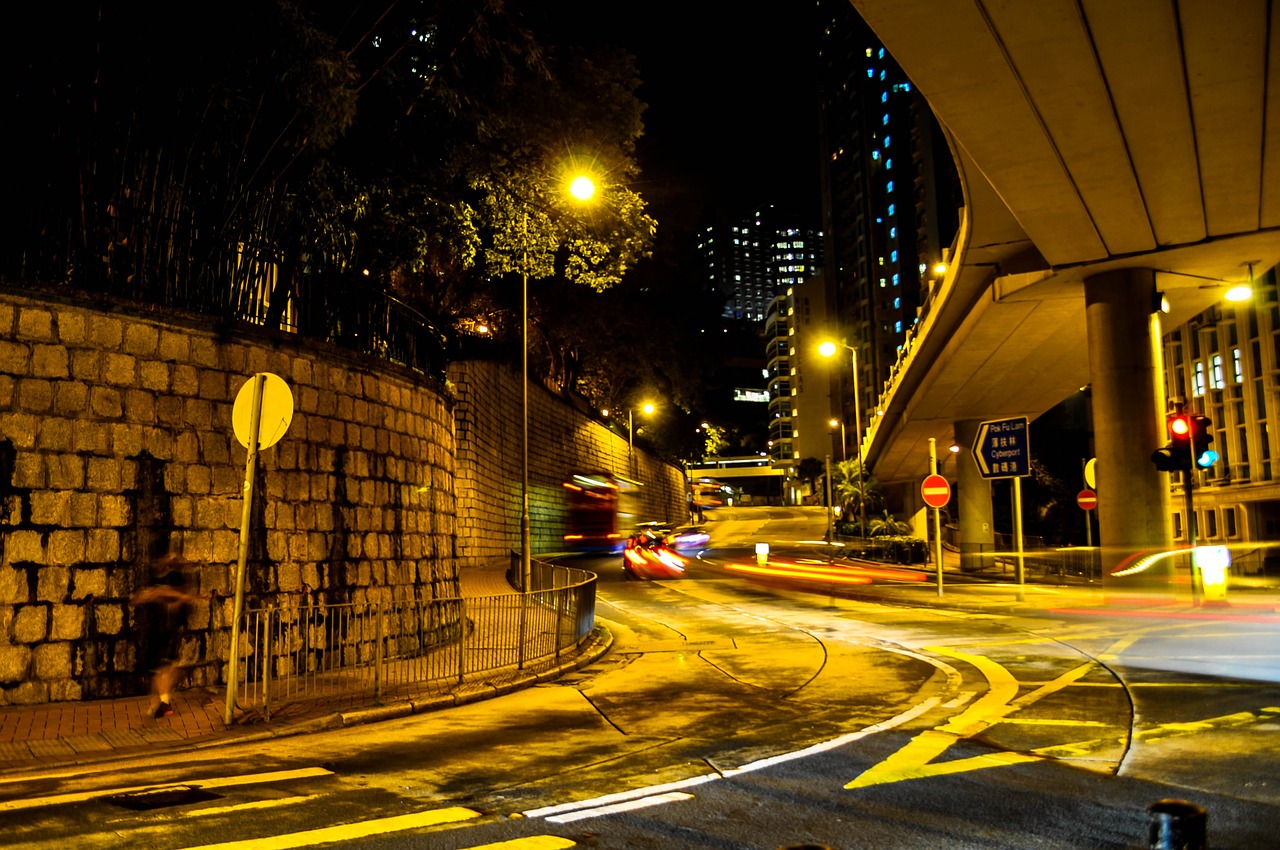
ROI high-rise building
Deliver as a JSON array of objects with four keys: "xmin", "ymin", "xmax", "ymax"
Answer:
[
  {"xmin": 816, "ymin": 0, "xmax": 959, "ymax": 457},
  {"xmin": 1158, "ymin": 270, "xmax": 1280, "ymax": 569},
  {"xmin": 698, "ymin": 206, "xmax": 823, "ymax": 322}
]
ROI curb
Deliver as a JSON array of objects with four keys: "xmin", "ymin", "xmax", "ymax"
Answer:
[{"xmin": 0, "ymin": 624, "xmax": 615, "ymax": 778}]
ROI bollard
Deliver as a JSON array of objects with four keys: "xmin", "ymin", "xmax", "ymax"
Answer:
[{"xmin": 1148, "ymin": 798, "xmax": 1206, "ymax": 850}]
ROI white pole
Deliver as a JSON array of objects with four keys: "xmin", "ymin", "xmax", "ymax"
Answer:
[
  {"xmin": 1014, "ymin": 475, "xmax": 1026, "ymax": 602},
  {"xmin": 930, "ymin": 438, "xmax": 943, "ymax": 597}
]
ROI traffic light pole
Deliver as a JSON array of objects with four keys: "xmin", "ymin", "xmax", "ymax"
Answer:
[{"xmin": 1185, "ymin": 427, "xmax": 1200, "ymax": 605}]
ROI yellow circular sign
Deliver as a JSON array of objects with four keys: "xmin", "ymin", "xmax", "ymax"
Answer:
[
  {"xmin": 1084, "ymin": 457, "xmax": 1096, "ymax": 489},
  {"xmin": 232, "ymin": 373, "xmax": 293, "ymax": 449}
]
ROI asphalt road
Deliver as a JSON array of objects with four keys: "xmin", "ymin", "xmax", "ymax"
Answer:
[{"xmin": 3, "ymin": 507, "xmax": 1278, "ymax": 849}]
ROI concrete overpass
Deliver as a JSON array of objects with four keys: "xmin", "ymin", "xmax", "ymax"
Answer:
[{"xmin": 848, "ymin": 0, "xmax": 1280, "ymax": 571}]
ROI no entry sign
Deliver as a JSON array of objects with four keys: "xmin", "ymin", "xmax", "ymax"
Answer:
[
  {"xmin": 921, "ymin": 474, "xmax": 951, "ymax": 508},
  {"xmin": 1077, "ymin": 489, "xmax": 1098, "ymax": 511}
]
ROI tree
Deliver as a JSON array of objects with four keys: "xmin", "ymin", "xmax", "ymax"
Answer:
[
  {"xmin": 832, "ymin": 459, "xmax": 883, "ymax": 527},
  {"xmin": 868, "ymin": 510, "xmax": 912, "ymax": 538}
]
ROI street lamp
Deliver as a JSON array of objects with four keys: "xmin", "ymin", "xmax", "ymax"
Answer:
[
  {"xmin": 820, "ymin": 339, "xmax": 866, "ymax": 536},
  {"xmin": 828, "ymin": 418, "xmax": 847, "ymax": 463},
  {"xmin": 519, "ymin": 172, "xmax": 597, "ymax": 591},
  {"xmin": 628, "ymin": 402, "xmax": 655, "ymax": 457}
]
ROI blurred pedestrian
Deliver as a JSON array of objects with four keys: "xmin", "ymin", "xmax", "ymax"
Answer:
[{"xmin": 132, "ymin": 554, "xmax": 199, "ymax": 718}]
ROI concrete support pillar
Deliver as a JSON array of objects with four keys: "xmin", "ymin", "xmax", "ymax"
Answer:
[
  {"xmin": 955, "ymin": 419, "xmax": 994, "ymax": 572},
  {"xmin": 1084, "ymin": 269, "xmax": 1173, "ymax": 582}
]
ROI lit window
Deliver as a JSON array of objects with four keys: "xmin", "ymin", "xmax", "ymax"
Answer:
[
  {"xmin": 887, "ymin": 181, "xmax": 894, "ymax": 192},
  {"xmin": 893, "ymin": 274, "xmax": 899, "ymax": 286},
  {"xmin": 884, "ymin": 136, "xmax": 891, "ymax": 147},
  {"xmin": 886, "ymin": 159, "xmax": 892, "ymax": 170},
  {"xmin": 1193, "ymin": 362, "xmax": 1206, "ymax": 396},
  {"xmin": 879, "ymin": 278, "xmax": 886, "ymax": 287},
  {"xmin": 889, "ymin": 227, "xmax": 896, "ymax": 238},
  {"xmin": 872, "ymin": 150, "xmax": 880, "ymax": 161},
  {"xmin": 1233, "ymin": 348, "xmax": 1243, "ymax": 382},
  {"xmin": 888, "ymin": 204, "xmax": 895, "ymax": 215},
  {"xmin": 895, "ymin": 321, "xmax": 902, "ymax": 333},
  {"xmin": 879, "ymin": 48, "xmax": 885, "ymax": 58},
  {"xmin": 1211, "ymin": 354, "xmax": 1224, "ymax": 389},
  {"xmin": 891, "ymin": 251, "xmax": 898, "ymax": 262},
  {"xmin": 894, "ymin": 297, "xmax": 900, "ymax": 309},
  {"xmin": 882, "ymin": 114, "xmax": 889, "ymax": 125},
  {"xmin": 881, "ymin": 92, "xmax": 887, "ymax": 103}
]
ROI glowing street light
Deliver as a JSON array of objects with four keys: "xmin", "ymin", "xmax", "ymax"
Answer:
[
  {"xmin": 519, "ymin": 172, "xmax": 598, "ymax": 590},
  {"xmin": 820, "ymin": 339, "xmax": 866, "ymax": 536}
]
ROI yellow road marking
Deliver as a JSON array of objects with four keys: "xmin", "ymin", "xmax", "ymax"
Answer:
[
  {"xmin": 465, "ymin": 837, "xmax": 576, "ymax": 849},
  {"xmin": 175, "ymin": 807, "xmax": 481, "ymax": 849}
]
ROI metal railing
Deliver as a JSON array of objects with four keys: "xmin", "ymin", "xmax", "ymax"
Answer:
[{"xmin": 231, "ymin": 565, "xmax": 597, "ymax": 721}]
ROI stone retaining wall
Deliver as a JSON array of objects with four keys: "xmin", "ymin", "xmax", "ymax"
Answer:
[
  {"xmin": 0, "ymin": 288, "xmax": 457, "ymax": 705},
  {"xmin": 0, "ymin": 287, "xmax": 687, "ymax": 706},
  {"xmin": 449, "ymin": 360, "xmax": 689, "ymax": 567}
]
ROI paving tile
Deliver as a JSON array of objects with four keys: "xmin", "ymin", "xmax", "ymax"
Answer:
[
  {"xmin": 0, "ymin": 742, "xmax": 33, "ymax": 762},
  {"xmin": 65, "ymin": 734, "xmax": 114, "ymax": 753},
  {"xmin": 27, "ymin": 739, "xmax": 76, "ymax": 759}
]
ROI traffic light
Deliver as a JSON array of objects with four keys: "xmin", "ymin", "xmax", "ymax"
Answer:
[
  {"xmin": 1191, "ymin": 414, "xmax": 1218, "ymax": 469},
  {"xmin": 1151, "ymin": 412, "xmax": 1192, "ymax": 471}
]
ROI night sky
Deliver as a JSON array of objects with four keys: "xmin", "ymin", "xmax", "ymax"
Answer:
[{"xmin": 527, "ymin": 2, "xmax": 822, "ymax": 235}]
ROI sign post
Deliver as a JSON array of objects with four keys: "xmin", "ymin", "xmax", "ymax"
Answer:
[
  {"xmin": 971, "ymin": 416, "xmax": 1030, "ymax": 601},
  {"xmin": 924, "ymin": 441, "xmax": 949, "ymax": 595},
  {"xmin": 225, "ymin": 373, "xmax": 293, "ymax": 725}
]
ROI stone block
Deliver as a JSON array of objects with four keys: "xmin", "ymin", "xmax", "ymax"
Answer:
[
  {"xmin": 12, "ymin": 452, "xmax": 43, "ymax": 489},
  {"xmin": 187, "ymin": 465, "xmax": 212, "ymax": 494},
  {"xmin": 140, "ymin": 360, "xmax": 171, "ymax": 391},
  {"xmin": 48, "ymin": 530, "xmax": 86, "ymax": 566},
  {"xmin": 18, "ymin": 378, "xmax": 52, "ymax": 413},
  {"xmin": 36, "ymin": 417, "xmax": 73, "ymax": 453},
  {"xmin": 0, "ymin": 645, "xmax": 31, "ymax": 683},
  {"xmin": 30, "ymin": 490, "xmax": 71, "ymax": 526},
  {"xmin": 71, "ymin": 566, "xmax": 108, "ymax": 599},
  {"xmin": 33, "ymin": 641, "xmax": 72, "ymax": 679},
  {"xmin": 85, "ymin": 456, "xmax": 122, "ymax": 492},
  {"xmin": 13, "ymin": 605, "xmax": 48, "ymax": 642},
  {"xmin": 103, "ymin": 352, "xmax": 137, "ymax": 387},
  {"xmin": 0, "ymin": 340, "xmax": 31, "ymax": 377},
  {"xmin": 89, "ymin": 316, "xmax": 123, "ymax": 348},
  {"xmin": 17, "ymin": 308, "xmax": 54, "ymax": 342},
  {"xmin": 198, "ymin": 369, "xmax": 228, "ymax": 402},
  {"xmin": 190, "ymin": 337, "xmax": 219, "ymax": 367},
  {"xmin": 185, "ymin": 398, "xmax": 212, "ymax": 429},
  {"xmin": 56, "ymin": 312, "xmax": 86, "ymax": 344},
  {"xmin": 69, "ymin": 492, "xmax": 98, "ymax": 527},
  {"xmin": 86, "ymin": 530, "xmax": 120, "ymax": 563},
  {"xmin": 69, "ymin": 348, "xmax": 101, "ymax": 382},
  {"xmin": 277, "ymin": 560, "xmax": 301, "ymax": 592},
  {"xmin": 98, "ymin": 493, "xmax": 131, "ymax": 527},
  {"xmin": 72, "ymin": 420, "xmax": 109, "ymax": 454},
  {"xmin": 4, "ymin": 527, "xmax": 44, "ymax": 568},
  {"xmin": 123, "ymin": 389, "xmax": 155, "ymax": 423},
  {"xmin": 110, "ymin": 423, "xmax": 143, "ymax": 456},
  {"xmin": 173, "ymin": 363, "xmax": 199, "ymax": 395},
  {"xmin": 51, "ymin": 605, "xmax": 86, "ymax": 640},
  {"xmin": 123, "ymin": 323, "xmax": 159, "ymax": 357},
  {"xmin": 53, "ymin": 380, "xmax": 88, "ymax": 415},
  {"xmin": 47, "ymin": 455, "xmax": 86, "ymax": 490},
  {"xmin": 31, "ymin": 344, "xmax": 69, "ymax": 379},
  {"xmin": 158, "ymin": 329, "xmax": 190, "ymax": 362},
  {"xmin": 37, "ymin": 565, "xmax": 70, "ymax": 601},
  {"xmin": 94, "ymin": 603, "xmax": 124, "ymax": 635},
  {"xmin": 156, "ymin": 394, "xmax": 184, "ymax": 425},
  {"xmin": 211, "ymin": 529, "xmax": 239, "ymax": 563},
  {"xmin": 0, "ymin": 565, "xmax": 21, "ymax": 600},
  {"xmin": 90, "ymin": 386, "xmax": 123, "ymax": 418}
]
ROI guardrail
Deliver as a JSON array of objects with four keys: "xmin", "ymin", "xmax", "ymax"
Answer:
[{"xmin": 231, "ymin": 562, "xmax": 596, "ymax": 721}]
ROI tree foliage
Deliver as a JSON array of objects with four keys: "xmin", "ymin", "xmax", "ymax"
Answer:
[{"xmin": 3, "ymin": 0, "xmax": 655, "ymax": 367}]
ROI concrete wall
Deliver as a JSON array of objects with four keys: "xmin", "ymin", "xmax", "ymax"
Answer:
[
  {"xmin": 0, "ymin": 288, "xmax": 686, "ymax": 706},
  {"xmin": 449, "ymin": 359, "xmax": 689, "ymax": 566}
]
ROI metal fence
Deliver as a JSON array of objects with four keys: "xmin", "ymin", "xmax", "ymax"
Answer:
[{"xmin": 232, "ymin": 565, "xmax": 597, "ymax": 721}]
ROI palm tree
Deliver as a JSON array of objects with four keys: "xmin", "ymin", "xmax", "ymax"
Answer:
[
  {"xmin": 796, "ymin": 457, "xmax": 826, "ymax": 502},
  {"xmin": 832, "ymin": 459, "xmax": 882, "ymax": 531},
  {"xmin": 868, "ymin": 509, "xmax": 912, "ymax": 538}
]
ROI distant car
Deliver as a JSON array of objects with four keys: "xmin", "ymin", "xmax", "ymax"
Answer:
[
  {"xmin": 664, "ymin": 526, "xmax": 710, "ymax": 551},
  {"xmin": 622, "ymin": 530, "xmax": 689, "ymax": 580}
]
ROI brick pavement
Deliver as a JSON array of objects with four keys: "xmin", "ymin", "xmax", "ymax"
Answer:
[{"xmin": 0, "ymin": 562, "xmax": 545, "ymax": 772}]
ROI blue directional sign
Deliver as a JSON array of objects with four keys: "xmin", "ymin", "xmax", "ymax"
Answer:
[{"xmin": 972, "ymin": 416, "xmax": 1030, "ymax": 479}]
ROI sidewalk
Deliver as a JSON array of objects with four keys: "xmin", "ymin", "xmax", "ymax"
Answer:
[{"xmin": 0, "ymin": 562, "xmax": 610, "ymax": 775}]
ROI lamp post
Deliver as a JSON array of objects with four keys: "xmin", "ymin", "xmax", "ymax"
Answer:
[
  {"xmin": 828, "ymin": 418, "xmax": 847, "ymax": 464},
  {"xmin": 820, "ymin": 340, "xmax": 866, "ymax": 536},
  {"xmin": 519, "ymin": 173, "xmax": 596, "ymax": 592}
]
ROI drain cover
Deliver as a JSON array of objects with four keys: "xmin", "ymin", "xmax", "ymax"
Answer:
[{"xmin": 103, "ymin": 786, "xmax": 223, "ymax": 811}]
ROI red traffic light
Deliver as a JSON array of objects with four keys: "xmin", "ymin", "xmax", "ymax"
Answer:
[{"xmin": 1168, "ymin": 415, "xmax": 1190, "ymax": 437}]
